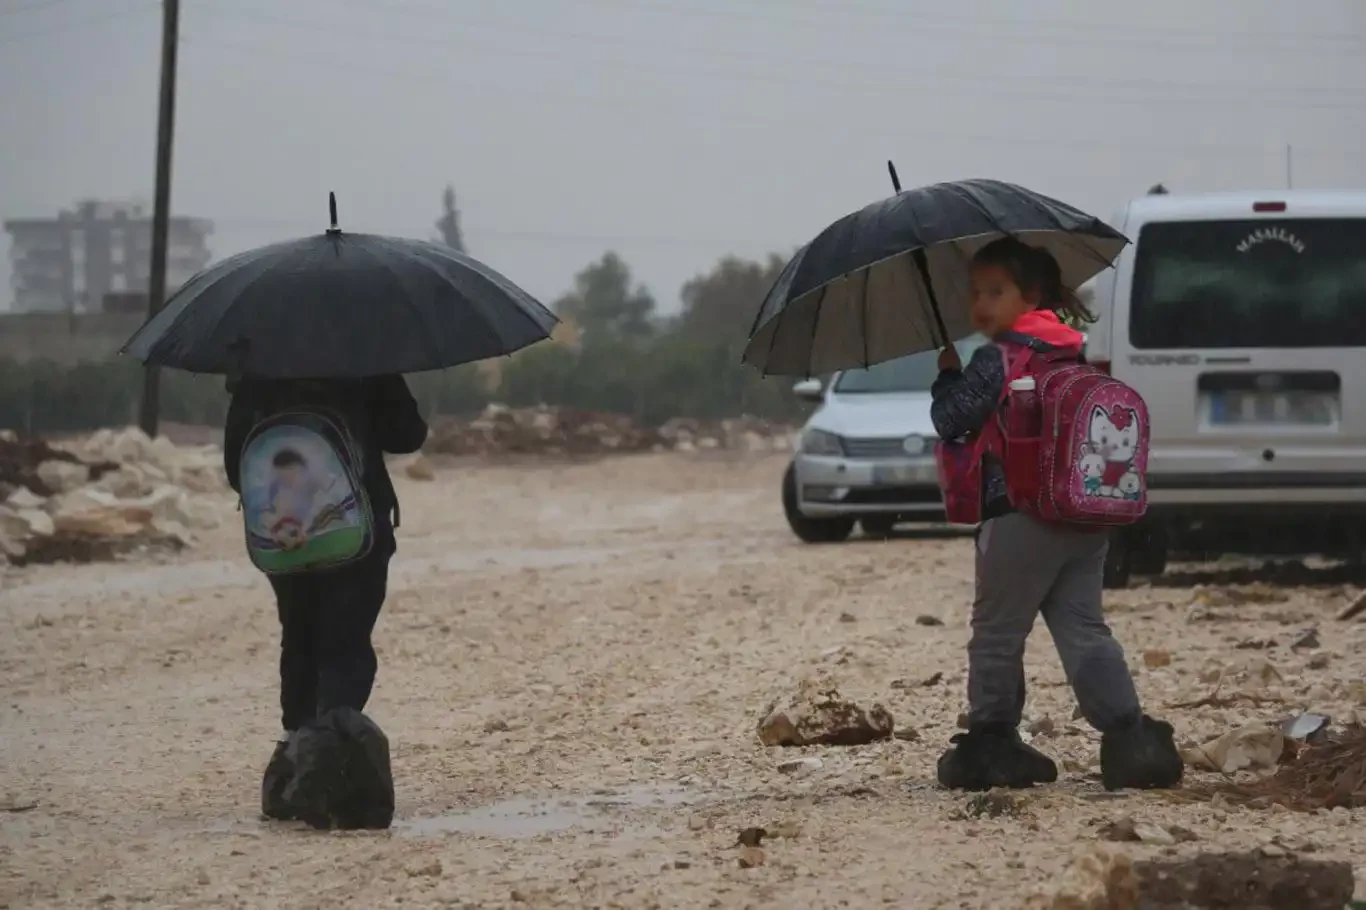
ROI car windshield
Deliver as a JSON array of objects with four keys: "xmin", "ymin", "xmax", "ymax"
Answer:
[
  {"xmin": 833, "ymin": 336, "xmax": 986, "ymax": 394},
  {"xmin": 1130, "ymin": 218, "xmax": 1366, "ymax": 348}
]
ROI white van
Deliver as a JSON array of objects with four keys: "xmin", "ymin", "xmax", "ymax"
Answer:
[{"xmin": 1087, "ymin": 190, "xmax": 1366, "ymax": 586}]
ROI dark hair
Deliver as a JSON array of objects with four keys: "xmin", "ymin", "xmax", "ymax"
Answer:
[
  {"xmin": 970, "ymin": 236, "xmax": 1095, "ymax": 325},
  {"xmin": 272, "ymin": 447, "xmax": 305, "ymax": 468}
]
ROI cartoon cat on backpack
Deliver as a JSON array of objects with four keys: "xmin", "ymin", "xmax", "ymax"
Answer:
[{"xmin": 1083, "ymin": 404, "xmax": 1142, "ymax": 499}]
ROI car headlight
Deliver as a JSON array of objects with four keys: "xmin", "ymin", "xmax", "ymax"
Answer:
[{"xmin": 800, "ymin": 428, "xmax": 845, "ymax": 456}]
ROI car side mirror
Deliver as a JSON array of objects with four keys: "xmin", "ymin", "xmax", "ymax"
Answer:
[{"xmin": 791, "ymin": 378, "xmax": 824, "ymax": 402}]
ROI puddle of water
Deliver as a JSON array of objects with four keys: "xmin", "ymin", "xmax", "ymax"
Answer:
[{"xmin": 396, "ymin": 784, "xmax": 707, "ymax": 838}]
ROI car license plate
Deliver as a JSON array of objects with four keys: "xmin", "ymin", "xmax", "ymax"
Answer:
[
  {"xmin": 873, "ymin": 462, "xmax": 934, "ymax": 484},
  {"xmin": 1207, "ymin": 391, "xmax": 1336, "ymax": 426}
]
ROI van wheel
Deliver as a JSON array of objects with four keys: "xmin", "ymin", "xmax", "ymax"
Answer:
[
  {"xmin": 782, "ymin": 464, "xmax": 854, "ymax": 544},
  {"xmin": 1102, "ymin": 533, "xmax": 1134, "ymax": 589},
  {"xmin": 860, "ymin": 517, "xmax": 897, "ymax": 539}
]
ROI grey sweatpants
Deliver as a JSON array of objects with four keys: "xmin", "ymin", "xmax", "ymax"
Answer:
[{"xmin": 967, "ymin": 512, "xmax": 1141, "ymax": 733}]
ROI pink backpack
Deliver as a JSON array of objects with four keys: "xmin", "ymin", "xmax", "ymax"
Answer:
[{"xmin": 936, "ymin": 344, "xmax": 1150, "ymax": 527}]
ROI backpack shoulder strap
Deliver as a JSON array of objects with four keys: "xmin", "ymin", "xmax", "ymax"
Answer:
[{"xmin": 994, "ymin": 341, "xmax": 1037, "ymax": 385}]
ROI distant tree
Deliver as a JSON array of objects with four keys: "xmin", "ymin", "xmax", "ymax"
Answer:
[
  {"xmin": 435, "ymin": 185, "xmax": 466, "ymax": 252},
  {"xmin": 553, "ymin": 252, "xmax": 656, "ymax": 342},
  {"xmin": 677, "ymin": 254, "xmax": 787, "ymax": 343},
  {"xmin": 1146, "ymin": 183, "xmax": 1169, "ymax": 195}
]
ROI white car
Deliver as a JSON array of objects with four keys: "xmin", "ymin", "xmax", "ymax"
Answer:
[
  {"xmin": 783, "ymin": 338, "xmax": 984, "ymax": 542},
  {"xmin": 1086, "ymin": 188, "xmax": 1366, "ymax": 586}
]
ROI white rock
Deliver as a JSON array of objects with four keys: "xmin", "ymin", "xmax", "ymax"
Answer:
[
  {"xmin": 50, "ymin": 487, "xmax": 122, "ymax": 521},
  {"xmin": 6, "ymin": 487, "xmax": 48, "ymax": 510},
  {"xmin": 35, "ymin": 460, "xmax": 89, "ymax": 494},
  {"xmin": 16, "ymin": 508, "xmax": 54, "ymax": 538},
  {"xmin": 0, "ymin": 504, "xmax": 55, "ymax": 539},
  {"xmin": 1183, "ymin": 723, "xmax": 1284, "ymax": 774},
  {"xmin": 93, "ymin": 467, "xmax": 153, "ymax": 499},
  {"xmin": 122, "ymin": 484, "xmax": 218, "ymax": 530},
  {"xmin": 1131, "ymin": 822, "xmax": 1177, "ymax": 846}
]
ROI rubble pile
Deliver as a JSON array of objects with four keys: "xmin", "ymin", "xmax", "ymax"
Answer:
[
  {"xmin": 0, "ymin": 427, "xmax": 226, "ymax": 566},
  {"xmin": 426, "ymin": 404, "xmax": 795, "ymax": 458},
  {"xmin": 658, "ymin": 415, "xmax": 796, "ymax": 454},
  {"xmin": 1180, "ymin": 724, "xmax": 1366, "ymax": 812}
]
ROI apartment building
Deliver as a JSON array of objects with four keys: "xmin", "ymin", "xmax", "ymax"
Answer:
[{"xmin": 4, "ymin": 199, "xmax": 213, "ymax": 313}]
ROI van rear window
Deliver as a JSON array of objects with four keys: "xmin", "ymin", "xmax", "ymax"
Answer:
[{"xmin": 1128, "ymin": 219, "xmax": 1366, "ymax": 348}]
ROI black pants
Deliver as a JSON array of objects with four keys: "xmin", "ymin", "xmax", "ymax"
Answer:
[{"xmin": 269, "ymin": 539, "xmax": 393, "ymax": 732}]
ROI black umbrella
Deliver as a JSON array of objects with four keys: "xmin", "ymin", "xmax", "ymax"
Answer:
[
  {"xmin": 743, "ymin": 168, "xmax": 1128, "ymax": 376},
  {"xmin": 121, "ymin": 194, "xmax": 558, "ymax": 379}
]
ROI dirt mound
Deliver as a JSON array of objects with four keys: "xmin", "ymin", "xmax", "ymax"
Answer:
[
  {"xmin": 1133, "ymin": 850, "xmax": 1355, "ymax": 909},
  {"xmin": 426, "ymin": 405, "xmax": 795, "ymax": 458},
  {"xmin": 1028, "ymin": 847, "xmax": 1355, "ymax": 909},
  {"xmin": 1175, "ymin": 724, "xmax": 1366, "ymax": 812}
]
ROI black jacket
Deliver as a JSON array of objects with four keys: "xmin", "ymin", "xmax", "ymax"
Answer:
[
  {"xmin": 930, "ymin": 334, "xmax": 1071, "ymax": 521},
  {"xmin": 223, "ymin": 375, "xmax": 428, "ymax": 541}
]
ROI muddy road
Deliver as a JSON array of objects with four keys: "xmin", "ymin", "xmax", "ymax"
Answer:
[{"xmin": 3, "ymin": 454, "xmax": 1365, "ymax": 908}]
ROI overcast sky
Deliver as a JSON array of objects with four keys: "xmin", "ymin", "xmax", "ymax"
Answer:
[{"xmin": 2, "ymin": 0, "xmax": 1364, "ymax": 313}]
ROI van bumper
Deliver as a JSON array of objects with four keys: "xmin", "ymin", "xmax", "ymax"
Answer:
[{"xmin": 1146, "ymin": 472, "xmax": 1366, "ymax": 512}]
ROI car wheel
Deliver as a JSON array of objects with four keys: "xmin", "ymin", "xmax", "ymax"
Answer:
[
  {"xmin": 1102, "ymin": 532, "xmax": 1133, "ymax": 589},
  {"xmin": 782, "ymin": 464, "xmax": 854, "ymax": 544},
  {"xmin": 860, "ymin": 517, "xmax": 897, "ymax": 539}
]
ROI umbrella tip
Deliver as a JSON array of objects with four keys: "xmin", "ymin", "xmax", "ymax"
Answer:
[
  {"xmin": 886, "ymin": 160, "xmax": 902, "ymax": 193},
  {"xmin": 327, "ymin": 192, "xmax": 340, "ymax": 233}
]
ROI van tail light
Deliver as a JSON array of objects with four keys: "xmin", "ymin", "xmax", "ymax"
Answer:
[
  {"xmin": 1253, "ymin": 201, "xmax": 1287, "ymax": 213},
  {"xmin": 1090, "ymin": 359, "xmax": 1112, "ymax": 375}
]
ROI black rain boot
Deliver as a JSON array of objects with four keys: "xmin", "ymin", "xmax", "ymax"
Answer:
[
  {"xmin": 261, "ymin": 736, "xmax": 298, "ymax": 821},
  {"xmin": 286, "ymin": 708, "xmax": 395, "ymax": 831},
  {"xmin": 937, "ymin": 726, "xmax": 1059, "ymax": 791},
  {"xmin": 324, "ymin": 707, "xmax": 395, "ymax": 831},
  {"xmin": 285, "ymin": 723, "xmax": 347, "ymax": 830},
  {"xmin": 1100, "ymin": 714, "xmax": 1184, "ymax": 791}
]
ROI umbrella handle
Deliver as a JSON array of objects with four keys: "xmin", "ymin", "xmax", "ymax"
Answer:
[
  {"xmin": 912, "ymin": 248, "xmax": 950, "ymax": 349},
  {"xmin": 887, "ymin": 160, "xmax": 902, "ymax": 193}
]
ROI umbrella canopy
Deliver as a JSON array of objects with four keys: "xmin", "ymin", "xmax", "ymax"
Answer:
[
  {"xmin": 743, "ymin": 177, "xmax": 1128, "ymax": 376},
  {"xmin": 121, "ymin": 194, "xmax": 557, "ymax": 379}
]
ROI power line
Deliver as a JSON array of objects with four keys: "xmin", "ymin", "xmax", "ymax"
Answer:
[
  {"xmin": 0, "ymin": 2, "xmax": 151, "ymax": 45},
  {"xmin": 644, "ymin": 0, "xmax": 1366, "ymax": 47},
  {"xmin": 211, "ymin": 3, "xmax": 1366, "ymax": 104},
  {"xmin": 186, "ymin": 7, "xmax": 1366, "ymax": 112},
  {"xmin": 0, "ymin": 0, "xmax": 79, "ymax": 17},
  {"xmin": 178, "ymin": 32, "xmax": 1361, "ymax": 154},
  {"xmin": 351, "ymin": 0, "xmax": 1366, "ymax": 52},
  {"xmin": 201, "ymin": 213, "xmax": 770, "ymax": 251}
]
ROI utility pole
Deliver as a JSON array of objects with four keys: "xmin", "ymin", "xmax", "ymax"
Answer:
[
  {"xmin": 1286, "ymin": 144, "xmax": 1294, "ymax": 190},
  {"xmin": 138, "ymin": 0, "xmax": 181, "ymax": 438}
]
